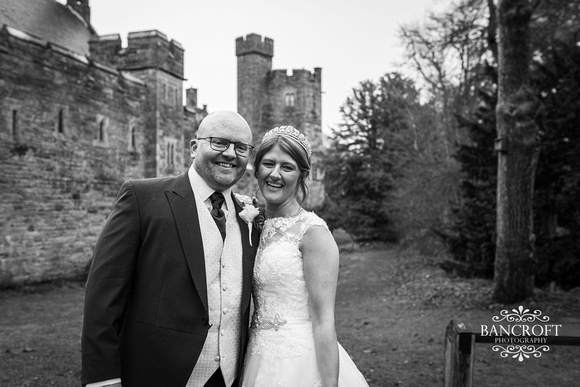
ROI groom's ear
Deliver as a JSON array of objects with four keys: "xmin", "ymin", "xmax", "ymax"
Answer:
[{"xmin": 190, "ymin": 139, "xmax": 198, "ymax": 159}]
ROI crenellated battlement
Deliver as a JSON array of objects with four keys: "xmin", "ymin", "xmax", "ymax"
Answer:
[
  {"xmin": 1, "ymin": 26, "xmax": 143, "ymax": 85},
  {"xmin": 270, "ymin": 68, "xmax": 322, "ymax": 83},
  {"xmin": 235, "ymin": 33, "xmax": 273, "ymax": 57},
  {"xmin": 89, "ymin": 34, "xmax": 122, "ymax": 65},
  {"xmin": 90, "ymin": 30, "xmax": 184, "ymax": 79}
]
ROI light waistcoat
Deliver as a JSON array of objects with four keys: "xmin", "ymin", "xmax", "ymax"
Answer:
[{"xmin": 187, "ymin": 189, "xmax": 243, "ymax": 387}]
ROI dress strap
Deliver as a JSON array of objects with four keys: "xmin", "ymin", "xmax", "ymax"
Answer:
[{"xmin": 296, "ymin": 212, "xmax": 330, "ymax": 241}]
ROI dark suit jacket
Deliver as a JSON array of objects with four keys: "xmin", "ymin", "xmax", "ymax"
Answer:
[{"xmin": 81, "ymin": 172, "xmax": 259, "ymax": 386}]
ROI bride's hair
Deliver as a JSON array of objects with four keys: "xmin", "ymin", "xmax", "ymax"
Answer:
[{"xmin": 253, "ymin": 132, "xmax": 311, "ymax": 204}]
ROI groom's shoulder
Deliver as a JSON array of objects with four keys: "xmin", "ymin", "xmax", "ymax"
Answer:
[{"xmin": 120, "ymin": 174, "xmax": 183, "ymax": 196}]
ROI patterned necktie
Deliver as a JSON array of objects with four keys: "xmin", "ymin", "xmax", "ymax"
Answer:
[{"xmin": 209, "ymin": 191, "xmax": 226, "ymax": 241}]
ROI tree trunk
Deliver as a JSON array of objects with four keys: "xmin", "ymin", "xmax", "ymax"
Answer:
[{"xmin": 493, "ymin": 0, "xmax": 541, "ymax": 303}]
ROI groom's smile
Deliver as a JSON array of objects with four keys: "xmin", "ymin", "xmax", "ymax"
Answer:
[{"xmin": 216, "ymin": 161, "xmax": 235, "ymax": 169}]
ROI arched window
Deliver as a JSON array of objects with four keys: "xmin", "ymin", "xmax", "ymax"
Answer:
[
  {"xmin": 12, "ymin": 109, "xmax": 19, "ymax": 140},
  {"xmin": 285, "ymin": 93, "xmax": 295, "ymax": 107},
  {"xmin": 130, "ymin": 127, "xmax": 136, "ymax": 149},
  {"xmin": 57, "ymin": 109, "xmax": 65, "ymax": 133},
  {"xmin": 99, "ymin": 119, "xmax": 105, "ymax": 142}
]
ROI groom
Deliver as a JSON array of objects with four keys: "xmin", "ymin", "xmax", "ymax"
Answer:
[{"xmin": 81, "ymin": 110, "xmax": 259, "ymax": 387}]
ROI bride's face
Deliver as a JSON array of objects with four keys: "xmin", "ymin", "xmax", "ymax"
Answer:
[{"xmin": 257, "ymin": 145, "xmax": 300, "ymax": 208}]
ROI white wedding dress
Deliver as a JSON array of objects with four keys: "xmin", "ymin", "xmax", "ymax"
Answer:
[{"xmin": 241, "ymin": 211, "xmax": 369, "ymax": 387}]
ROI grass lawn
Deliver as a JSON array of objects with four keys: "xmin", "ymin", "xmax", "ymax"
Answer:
[{"xmin": 1, "ymin": 245, "xmax": 579, "ymax": 386}]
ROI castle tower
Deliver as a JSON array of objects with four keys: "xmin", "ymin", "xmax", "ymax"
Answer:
[
  {"xmin": 90, "ymin": 30, "xmax": 186, "ymax": 177},
  {"xmin": 235, "ymin": 33, "xmax": 324, "ymax": 208},
  {"xmin": 67, "ymin": 0, "xmax": 91, "ymax": 24},
  {"xmin": 236, "ymin": 33, "xmax": 274, "ymax": 148}
]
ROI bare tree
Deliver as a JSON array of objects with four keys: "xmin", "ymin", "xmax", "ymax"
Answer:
[
  {"xmin": 396, "ymin": 0, "xmax": 491, "ymax": 241},
  {"xmin": 399, "ymin": 0, "xmax": 490, "ymax": 154},
  {"xmin": 493, "ymin": 0, "xmax": 542, "ymax": 303}
]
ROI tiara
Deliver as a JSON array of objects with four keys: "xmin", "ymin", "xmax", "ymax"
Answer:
[{"xmin": 262, "ymin": 126, "xmax": 312, "ymax": 157}]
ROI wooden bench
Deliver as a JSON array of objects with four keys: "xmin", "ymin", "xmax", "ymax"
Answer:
[{"xmin": 444, "ymin": 319, "xmax": 580, "ymax": 386}]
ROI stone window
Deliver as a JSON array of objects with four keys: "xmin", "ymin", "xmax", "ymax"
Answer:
[
  {"xmin": 162, "ymin": 84, "xmax": 167, "ymax": 101},
  {"xmin": 175, "ymin": 89, "xmax": 180, "ymax": 108},
  {"xmin": 95, "ymin": 116, "xmax": 109, "ymax": 145},
  {"xmin": 312, "ymin": 164, "xmax": 325, "ymax": 181},
  {"xmin": 285, "ymin": 93, "xmax": 295, "ymax": 107},
  {"xmin": 11, "ymin": 109, "xmax": 19, "ymax": 141},
  {"xmin": 129, "ymin": 126, "xmax": 136, "ymax": 151},
  {"xmin": 93, "ymin": 114, "xmax": 110, "ymax": 147},
  {"xmin": 99, "ymin": 120, "xmax": 105, "ymax": 141},
  {"xmin": 57, "ymin": 108, "xmax": 65, "ymax": 134},
  {"xmin": 167, "ymin": 142, "xmax": 175, "ymax": 166}
]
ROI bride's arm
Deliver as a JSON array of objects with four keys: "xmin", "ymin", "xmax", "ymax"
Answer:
[{"xmin": 302, "ymin": 226, "xmax": 340, "ymax": 387}]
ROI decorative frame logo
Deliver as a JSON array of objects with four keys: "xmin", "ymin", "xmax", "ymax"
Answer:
[{"xmin": 481, "ymin": 306, "xmax": 562, "ymax": 362}]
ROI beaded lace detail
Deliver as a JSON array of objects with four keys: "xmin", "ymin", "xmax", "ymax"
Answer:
[{"xmin": 249, "ymin": 210, "xmax": 329, "ymax": 362}]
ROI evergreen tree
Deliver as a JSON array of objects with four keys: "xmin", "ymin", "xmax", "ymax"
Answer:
[
  {"xmin": 321, "ymin": 73, "xmax": 422, "ymax": 242},
  {"xmin": 449, "ymin": 83, "xmax": 497, "ymax": 277},
  {"xmin": 533, "ymin": 26, "xmax": 580, "ymax": 289}
]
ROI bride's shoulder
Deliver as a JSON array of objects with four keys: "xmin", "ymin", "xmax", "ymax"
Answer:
[
  {"xmin": 299, "ymin": 212, "xmax": 338, "ymax": 256},
  {"xmin": 299, "ymin": 211, "xmax": 329, "ymax": 232}
]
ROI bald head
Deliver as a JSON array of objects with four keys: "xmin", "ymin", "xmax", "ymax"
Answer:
[{"xmin": 197, "ymin": 110, "xmax": 252, "ymax": 140}]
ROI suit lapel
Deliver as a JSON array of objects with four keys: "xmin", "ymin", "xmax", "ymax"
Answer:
[
  {"xmin": 165, "ymin": 173, "xmax": 208, "ymax": 313},
  {"xmin": 232, "ymin": 194, "xmax": 259, "ymax": 310}
]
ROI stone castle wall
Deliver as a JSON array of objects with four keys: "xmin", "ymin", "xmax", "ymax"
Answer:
[{"xmin": 0, "ymin": 25, "xmax": 185, "ymax": 287}]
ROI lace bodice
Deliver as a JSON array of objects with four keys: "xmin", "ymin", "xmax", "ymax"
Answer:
[{"xmin": 249, "ymin": 210, "xmax": 329, "ymax": 358}]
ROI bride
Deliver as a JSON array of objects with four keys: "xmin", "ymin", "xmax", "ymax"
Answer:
[{"xmin": 241, "ymin": 126, "xmax": 369, "ymax": 387}]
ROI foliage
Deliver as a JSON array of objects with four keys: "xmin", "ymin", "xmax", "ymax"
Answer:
[
  {"xmin": 532, "ymin": 20, "xmax": 580, "ymax": 289},
  {"xmin": 448, "ymin": 82, "xmax": 497, "ymax": 278},
  {"xmin": 386, "ymin": 99, "xmax": 462, "ymax": 241},
  {"xmin": 441, "ymin": 0, "xmax": 580, "ymax": 290},
  {"xmin": 320, "ymin": 73, "xmax": 423, "ymax": 242}
]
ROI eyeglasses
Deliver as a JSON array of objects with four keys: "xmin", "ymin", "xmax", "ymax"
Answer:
[{"xmin": 197, "ymin": 137, "xmax": 254, "ymax": 157}]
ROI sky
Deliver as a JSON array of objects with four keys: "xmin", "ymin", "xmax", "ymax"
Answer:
[{"xmin": 59, "ymin": 0, "xmax": 438, "ymax": 133}]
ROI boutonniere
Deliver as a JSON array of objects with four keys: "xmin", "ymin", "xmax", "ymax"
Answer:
[{"xmin": 235, "ymin": 194, "xmax": 261, "ymax": 246}]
